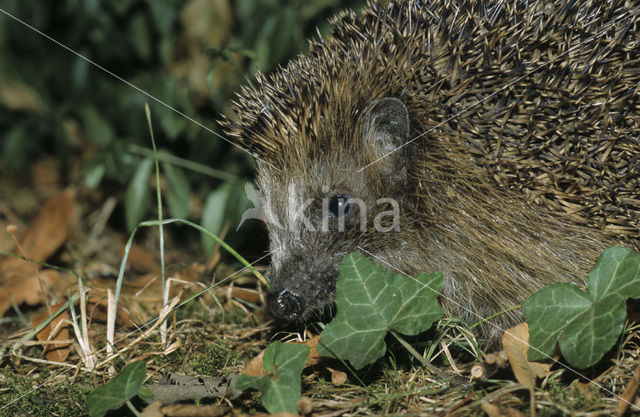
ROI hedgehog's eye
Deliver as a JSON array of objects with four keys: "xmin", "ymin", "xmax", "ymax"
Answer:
[{"xmin": 329, "ymin": 194, "xmax": 351, "ymax": 218}]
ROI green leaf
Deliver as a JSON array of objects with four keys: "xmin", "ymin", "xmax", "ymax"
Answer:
[
  {"xmin": 83, "ymin": 163, "xmax": 106, "ymax": 188},
  {"xmin": 226, "ymin": 181, "xmax": 253, "ymax": 228},
  {"xmin": 129, "ymin": 13, "xmax": 152, "ymax": 60},
  {"xmin": 86, "ymin": 360, "xmax": 149, "ymax": 417},
  {"xmin": 523, "ymin": 245, "xmax": 640, "ymax": 368},
  {"xmin": 235, "ymin": 342, "xmax": 309, "ymax": 414},
  {"xmin": 163, "ymin": 162, "xmax": 191, "ymax": 219},
  {"xmin": 125, "ymin": 157, "xmax": 154, "ymax": 231},
  {"xmin": 318, "ymin": 252, "xmax": 444, "ymax": 369},
  {"xmin": 201, "ymin": 184, "xmax": 233, "ymax": 255},
  {"xmin": 1, "ymin": 126, "xmax": 31, "ymax": 169},
  {"xmin": 147, "ymin": 0, "xmax": 177, "ymax": 33},
  {"xmin": 79, "ymin": 106, "xmax": 114, "ymax": 147}
]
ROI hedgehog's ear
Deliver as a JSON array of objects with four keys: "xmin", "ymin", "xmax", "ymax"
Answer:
[{"xmin": 361, "ymin": 97, "xmax": 410, "ymax": 184}]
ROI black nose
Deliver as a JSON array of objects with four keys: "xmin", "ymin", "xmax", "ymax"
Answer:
[{"xmin": 268, "ymin": 289, "xmax": 302, "ymax": 321}]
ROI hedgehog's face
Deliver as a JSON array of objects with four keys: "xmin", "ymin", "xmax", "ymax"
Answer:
[{"xmin": 256, "ymin": 97, "xmax": 413, "ymax": 323}]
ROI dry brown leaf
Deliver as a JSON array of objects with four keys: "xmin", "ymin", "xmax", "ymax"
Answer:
[
  {"xmin": 618, "ymin": 362, "xmax": 640, "ymax": 415},
  {"xmin": 140, "ymin": 401, "xmax": 163, "ymax": 417},
  {"xmin": 0, "ymin": 193, "xmax": 76, "ymax": 316},
  {"xmin": 502, "ymin": 323, "xmax": 551, "ymax": 417},
  {"xmin": 161, "ymin": 403, "xmax": 230, "ymax": 417},
  {"xmin": 241, "ymin": 336, "xmax": 320, "ymax": 377},
  {"xmin": 2, "ymin": 192, "xmax": 75, "ymax": 263},
  {"xmin": 122, "ymin": 244, "xmax": 160, "ymax": 274},
  {"xmin": 86, "ymin": 295, "xmax": 136, "ymax": 328},
  {"xmin": 241, "ymin": 348, "xmax": 266, "ymax": 377},
  {"xmin": 481, "ymin": 402, "xmax": 528, "ymax": 417},
  {"xmin": 0, "ymin": 221, "xmax": 19, "ymax": 252},
  {"xmin": 502, "ymin": 323, "xmax": 552, "ymax": 389},
  {"xmin": 31, "ymin": 157, "xmax": 62, "ymax": 195},
  {"xmin": 0, "ymin": 269, "xmax": 61, "ymax": 317},
  {"xmin": 32, "ymin": 301, "xmax": 70, "ymax": 362},
  {"xmin": 85, "ymin": 263, "xmax": 202, "ymax": 324}
]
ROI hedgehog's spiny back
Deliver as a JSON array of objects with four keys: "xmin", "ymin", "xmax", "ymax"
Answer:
[{"xmin": 225, "ymin": 0, "xmax": 639, "ymax": 247}]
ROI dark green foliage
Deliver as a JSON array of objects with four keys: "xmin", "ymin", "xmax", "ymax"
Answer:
[
  {"xmin": 235, "ymin": 342, "xmax": 310, "ymax": 414},
  {"xmin": 524, "ymin": 246, "xmax": 640, "ymax": 368},
  {"xmin": 86, "ymin": 361, "xmax": 151, "ymax": 417},
  {"xmin": 0, "ymin": 0, "xmax": 366, "ymax": 246},
  {"xmin": 318, "ymin": 253, "xmax": 444, "ymax": 369}
]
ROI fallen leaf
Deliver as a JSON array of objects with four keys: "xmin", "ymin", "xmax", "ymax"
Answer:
[
  {"xmin": 0, "ymin": 193, "xmax": 76, "ymax": 316},
  {"xmin": 32, "ymin": 301, "xmax": 70, "ymax": 362},
  {"xmin": 502, "ymin": 323, "xmax": 552, "ymax": 390},
  {"xmin": 4, "ymin": 192, "xmax": 75, "ymax": 262},
  {"xmin": 618, "ymin": 363, "xmax": 640, "ymax": 415},
  {"xmin": 0, "ymin": 268, "xmax": 61, "ymax": 317},
  {"xmin": 236, "ymin": 342, "xmax": 309, "ymax": 414},
  {"xmin": 160, "ymin": 403, "xmax": 230, "ymax": 417},
  {"xmin": 87, "ymin": 295, "xmax": 136, "ymax": 328},
  {"xmin": 0, "ymin": 221, "xmax": 20, "ymax": 252},
  {"xmin": 140, "ymin": 401, "xmax": 163, "ymax": 417},
  {"xmin": 242, "ymin": 336, "xmax": 321, "ymax": 378},
  {"xmin": 241, "ymin": 348, "xmax": 266, "ymax": 377},
  {"xmin": 31, "ymin": 157, "xmax": 62, "ymax": 195},
  {"xmin": 503, "ymin": 323, "xmax": 551, "ymax": 417},
  {"xmin": 84, "ymin": 263, "xmax": 203, "ymax": 324},
  {"xmin": 122, "ymin": 244, "xmax": 160, "ymax": 274}
]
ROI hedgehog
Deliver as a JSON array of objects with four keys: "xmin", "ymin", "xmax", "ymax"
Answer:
[{"xmin": 224, "ymin": 0, "xmax": 640, "ymax": 346}]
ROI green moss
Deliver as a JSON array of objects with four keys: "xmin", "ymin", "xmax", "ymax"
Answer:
[
  {"xmin": 0, "ymin": 367, "xmax": 93, "ymax": 417},
  {"xmin": 542, "ymin": 380, "xmax": 601, "ymax": 413},
  {"xmin": 174, "ymin": 299, "xmax": 206, "ymax": 322},
  {"xmin": 193, "ymin": 339, "xmax": 241, "ymax": 376},
  {"xmin": 212, "ymin": 305, "xmax": 250, "ymax": 325}
]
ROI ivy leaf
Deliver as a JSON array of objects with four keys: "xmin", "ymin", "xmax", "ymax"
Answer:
[
  {"xmin": 318, "ymin": 252, "xmax": 444, "ymax": 369},
  {"xmin": 235, "ymin": 342, "xmax": 309, "ymax": 414},
  {"xmin": 86, "ymin": 360, "xmax": 149, "ymax": 417},
  {"xmin": 523, "ymin": 246, "xmax": 640, "ymax": 368}
]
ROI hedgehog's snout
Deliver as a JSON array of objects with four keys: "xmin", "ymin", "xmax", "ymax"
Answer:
[{"xmin": 267, "ymin": 288, "xmax": 302, "ymax": 321}]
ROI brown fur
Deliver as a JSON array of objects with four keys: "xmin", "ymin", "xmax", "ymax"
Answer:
[{"xmin": 223, "ymin": 0, "xmax": 640, "ymax": 346}]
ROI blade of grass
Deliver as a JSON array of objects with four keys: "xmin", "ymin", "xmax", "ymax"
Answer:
[
  {"xmin": 139, "ymin": 218, "xmax": 267, "ymax": 285},
  {"xmin": 112, "ymin": 218, "xmax": 267, "ymax": 321},
  {"xmin": 127, "ymin": 144, "xmax": 240, "ymax": 183},
  {"xmin": 144, "ymin": 103, "xmax": 168, "ymax": 344},
  {"xmin": 14, "ymin": 292, "xmax": 79, "ymax": 346}
]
